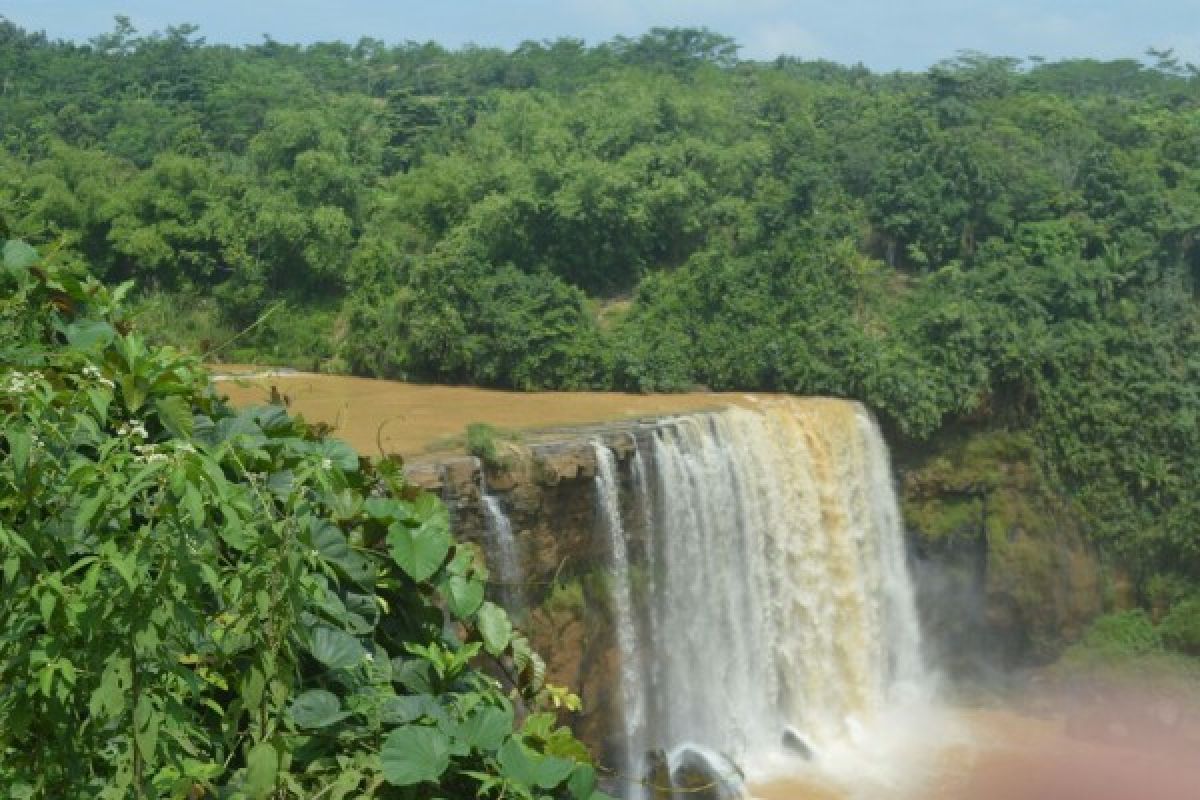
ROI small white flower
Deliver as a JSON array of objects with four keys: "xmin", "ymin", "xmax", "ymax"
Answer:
[
  {"xmin": 82, "ymin": 365, "xmax": 101, "ymax": 379},
  {"xmin": 363, "ymin": 652, "xmax": 375, "ymax": 663},
  {"xmin": 309, "ymin": 548, "xmax": 320, "ymax": 559},
  {"xmin": 320, "ymin": 458, "xmax": 333, "ymax": 470},
  {"xmin": 98, "ymin": 377, "xmax": 115, "ymax": 389}
]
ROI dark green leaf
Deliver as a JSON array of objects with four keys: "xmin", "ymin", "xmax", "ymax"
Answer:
[
  {"xmin": 455, "ymin": 705, "xmax": 513, "ymax": 752},
  {"xmin": 154, "ymin": 395, "xmax": 194, "ymax": 438},
  {"xmin": 380, "ymin": 725, "xmax": 451, "ymax": 786},
  {"xmin": 379, "ymin": 693, "xmax": 439, "ymax": 725},
  {"xmin": 308, "ymin": 626, "xmax": 366, "ymax": 670},
  {"xmin": 243, "ymin": 741, "xmax": 279, "ymax": 798},
  {"xmin": 2, "ymin": 240, "xmax": 37, "ymax": 272},
  {"xmin": 477, "ymin": 602, "xmax": 513, "ymax": 657},
  {"xmin": 444, "ymin": 573, "xmax": 485, "ymax": 619},
  {"xmin": 387, "ymin": 519, "xmax": 451, "ymax": 583},
  {"xmin": 65, "ymin": 320, "xmax": 116, "ymax": 350},
  {"xmin": 568, "ymin": 764, "xmax": 597, "ymax": 799},
  {"xmin": 288, "ymin": 689, "xmax": 348, "ymax": 729}
]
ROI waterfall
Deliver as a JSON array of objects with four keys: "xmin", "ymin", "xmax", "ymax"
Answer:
[
  {"xmin": 591, "ymin": 441, "xmax": 647, "ymax": 799},
  {"xmin": 604, "ymin": 398, "xmax": 929, "ymax": 786},
  {"xmin": 478, "ymin": 469, "xmax": 524, "ymax": 614}
]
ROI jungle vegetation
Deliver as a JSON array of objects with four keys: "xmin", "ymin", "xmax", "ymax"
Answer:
[{"xmin": 2, "ymin": 18, "xmax": 1200, "ymax": 639}]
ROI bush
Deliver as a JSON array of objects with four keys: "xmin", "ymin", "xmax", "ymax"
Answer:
[
  {"xmin": 467, "ymin": 422, "xmax": 518, "ymax": 469},
  {"xmin": 1160, "ymin": 597, "xmax": 1200, "ymax": 657},
  {"xmin": 0, "ymin": 242, "xmax": 606, "ymax": 799},
  {"xmin": 1066, "ymin": 610, "xmax": 1163, "ymax": 662}
]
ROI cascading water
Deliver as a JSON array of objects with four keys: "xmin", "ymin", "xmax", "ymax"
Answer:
[
  {"xmin": 593, "ymin": 398, "xmax": 932, "ymax": 795},
  {"xmin": 591, "ymin": 441, "xmax": 648, "ymax": 800},
  {"xmin": 478, "ymin": 468, "xmax": 525, "ymax": 614}
]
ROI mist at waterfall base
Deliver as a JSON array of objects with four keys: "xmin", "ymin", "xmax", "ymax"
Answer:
[{"xmin": 483, "ymin": 398, "xmax": 966, "ymax": 799}]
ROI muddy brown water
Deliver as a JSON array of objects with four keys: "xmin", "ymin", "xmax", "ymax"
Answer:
[
  {"xmin": 752, "ymin": 704, "xmax": 1200, "ymax": 800},
  {"xmin": 211, "ymin": 366, "xmax": 756, "ymax": 459}
]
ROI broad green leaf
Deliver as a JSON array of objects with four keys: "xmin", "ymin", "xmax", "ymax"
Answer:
[
  {"xmin": 74, "ymin": 490, "xmax": 109, "ymax": 535},
  {"xmin": 65, "ymin": 320, "xmax": 116, "ymax": 350},
  {"xmin": 7, "ymin": 430, "xmax": 30, "ymax": 478},
  {"xmin": 182, "ymin": 483, "xmax": 205, "ymax": 527},
  {"xmin": 379, "ymin": 693, "xmax": 438, "ymax": 725},
  {"xmin": 133, "ymin": 695, "xmax": 160, "ymax": 765},
  {"xmin": 497, "ymin": 738, "xmax": 537, "ymax": 786},
  {"xmin": 243, "ymin": 741, "xmax": 279, "ymax": 799},
  {"xmin": 568, "ymin": 764, "xmax": 597, "ymax": 799},
  {"xmin": 154, "ymin": 395, "xmax": 194, "ymax": 439},
  {"xmin": 2, "ymin": 239, "xmax": 37, "ymax": 271},
  {"xmin": 363, "ymin": 496, "xmax": 410, "ymax": 523},
  {"xmin": 477, "ymin": 602, "xmax": 513, "ymax": 656},
  {"xmin": 444, "ymin": 573, "xmax": 485, "ymax": 619},
  {"xmin": 534, "ymin": 755, "xmax": 577, "ymax": 789},
  {"xmin": 88, "ymin": 656, "xmax": 131, "ymax": 720},
  {"xmin": 308, "ymin": 626, "xmax": 367, "ymax": 670},
  {"xmin": 392, "ymin": 658, "xmax": 434, "ymax": 694},
  {"xmin": 387, "ymin": 519, "xmax": 451, "ymax": 583},
  {"xmin": 86, "ymin": 387, "xmax": 112, "ymax": 420},
  {"xmin": 380, "ymin": 725, "xmax": 451, "ymax": 786},
  {"xmin": 309, "ymin": 519, "xmax": 371, "ymax": 584},
  {"xmin": 314, "ymin": 439, "xmax": 359, "ymax": 472},
  {"xmin": 455, "ymin": 705, "xmax": 513, "ymax": 752},
  {"xmin": 38, "ymin": 591, "xmax": 56, "ymax": 625},
  {"xmin": 288, "ymin": 689, "xmax": 348, "ymax": 729},
  {"xmin": 498, "ymin": 739, "xmax": 575, "ymax": 790},
  {"xmin": 410, "ymin": 492, "xmax": 444, "ymax": 524},
  {"xmin": 329, "ymin": 769, "xmax": 364, "ymax": 800}
]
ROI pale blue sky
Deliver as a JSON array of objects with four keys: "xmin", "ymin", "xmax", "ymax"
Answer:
[{"xmin": 4, "ymin": 1, "xmax": 1198, "ymax": 71}]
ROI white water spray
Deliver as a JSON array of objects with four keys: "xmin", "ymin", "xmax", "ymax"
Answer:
[
  {"xmin": 479, "ymin": 469, "xmax": 524, "ymax": 614},
  {"xmin": 592, "ymin": 441, "xmax": 648, "ymax": 799},
  {"xmin": 621, "ymin": 398, "xmax": 933, "ymax": 790}
]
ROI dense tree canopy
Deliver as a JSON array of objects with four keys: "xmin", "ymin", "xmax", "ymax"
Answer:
[{"xmin": 3, "ymin": 16, "xmax": 1200, "ymax": 589}]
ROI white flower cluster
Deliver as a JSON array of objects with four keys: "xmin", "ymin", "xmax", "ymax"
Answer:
[
  {"xmin": 81, "ymin": 364, "xmax": 116, "ymax": 389},
  {"xmin": 133, "ymin": 443, "xmax": 169, "ymax": 465},
  {"xmin": 117, "ymin": 420, "xmax": 149, "ymax": 439},
  {"xmin": 2, "ymin": 370, "xmax": 44, "ymax": 394}
]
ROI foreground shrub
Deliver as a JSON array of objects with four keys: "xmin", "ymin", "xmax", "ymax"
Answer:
[{"xmin": 0, "ymin": 241, "xmax": 606, "ymax": 799}]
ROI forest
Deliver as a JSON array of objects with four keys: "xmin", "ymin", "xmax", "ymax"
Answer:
[{"xmin": 3, "ymin": 13, "xmax": 1200, "ymax": 683}]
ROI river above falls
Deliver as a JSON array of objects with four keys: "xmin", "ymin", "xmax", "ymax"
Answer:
[{"xmin": 211, "ymin": 365, "xmax": 753, "ymax": 457}]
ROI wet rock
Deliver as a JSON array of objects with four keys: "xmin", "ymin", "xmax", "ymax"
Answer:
[
  {"xmin": 781, "ymin": 727, "xmax": 814, "ymax": 760},
  {"xmin": 532, "ymin": 440, "xmax": 598, "ymax": 486},
  {"xmin": 644, "ymin": 748, "xmax": 672, "ymax": 800},
  {"xmin": 403, "ymin": 461, "xmax": 443, "ymax": 492},
  {"xmin": 670, "ymin": 746, "xmax": 745, "ymax": 800}
]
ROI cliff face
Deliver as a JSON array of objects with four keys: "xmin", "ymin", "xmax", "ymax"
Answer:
[
  {"xmin": 404, "ymin": 421, "xmax": 1107, "ymax": 757},
  {"xmin": 406, "ymin": 430, "xmax": 643, "ymax": 761},
  {"xmin": 898, "ymin": 431, "xmax": 1105, "ymax": 676}
]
